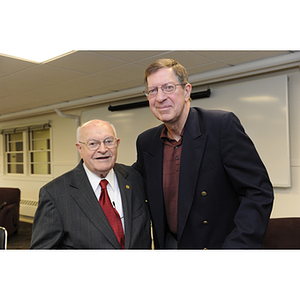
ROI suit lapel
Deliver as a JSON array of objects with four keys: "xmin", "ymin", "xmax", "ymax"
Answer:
[
  {"xmin": 177, "ymin": 108, "xmax": 207, "ymax": 242},
  {"xmin": 141, "ymin": 111, "xmax": 208, "ymax": 246},
  {"xmin": 114, "ymin": 164, "xmax": 132, "ymax": 249},
  {"xmin": 69, "ymin": 162, "xmax": 122, "ymax": 249},
  {"xmin": 143, "ymin": 126, "xmax": 166, "ymax": 248}
]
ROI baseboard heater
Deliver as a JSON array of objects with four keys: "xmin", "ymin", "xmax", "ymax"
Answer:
[
  {"xmin": 108, "ymin": 89, "xmax": 211, "ymax": 112},
  {"xmin": 20, "ymin": 199, "xmax": 38, "ymax": 217}
]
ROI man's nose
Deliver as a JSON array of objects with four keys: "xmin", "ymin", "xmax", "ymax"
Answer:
[
  {"xmin": 97, "ymin": 141, "xmax": 108, "ymax": 152},
  {"xmin": 155, "ymin": 87, "xmax": 167, "ymax": 102}
]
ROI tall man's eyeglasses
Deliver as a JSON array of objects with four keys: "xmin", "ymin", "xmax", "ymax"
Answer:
[
  {"xmin": 79, "ymin": 137, "xmax": 118, "ymax": 151},
  {"xmin": 143, "ymin": 82, "xmax": 186, "ymax": 97}
]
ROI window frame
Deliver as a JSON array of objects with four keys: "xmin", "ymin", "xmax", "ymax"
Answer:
[
  {"xmin": 28, "ymin": 128, "xmax": 52, "ymax": 175},
  {"xmin": 5, "ymin": 131, "xmax": 26, "ymax": 175},
  {"xmin": 2, "ymin": 124, "xmax": 52, "ymax": 177}
]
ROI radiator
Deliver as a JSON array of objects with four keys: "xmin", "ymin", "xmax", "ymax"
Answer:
[{"xmin": 20, "ymin": 200, "xmax": 38, "ymax": 217}]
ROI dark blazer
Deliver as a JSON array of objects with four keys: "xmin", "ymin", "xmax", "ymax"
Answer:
[
  {"xmin": 134, "ymin": 107, "xmax": 274, "ymax": 249},
  {"xmin": 30, "ymin": 161, "xmax": 151, "ymax": 249}
]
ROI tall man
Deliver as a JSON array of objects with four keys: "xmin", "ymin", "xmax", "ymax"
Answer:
[
  {"xmin": 134, "ymin": 58, "xmax": 274, "ymax": 249},
  {"xmin": 31, "ymin": 120, "xmax": 151, "ymax": 249}
]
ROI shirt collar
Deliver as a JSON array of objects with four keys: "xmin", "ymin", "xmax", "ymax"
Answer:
[
  {"xmin": 83, "ymin": 163, "xmax": 116, "ymax": 192},
  {"xmin": 160, "ymin": 126, "xmax": 184, "ymax": 144}
]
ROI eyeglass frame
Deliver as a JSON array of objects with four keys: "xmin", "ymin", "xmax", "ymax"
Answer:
[
  {"xmin": 143, "ymin": 82, "xmax": 187, "ymax": 97},
  {"xmin": 78, "ymin": 137, "xmax": 119, "ymax": 151}
]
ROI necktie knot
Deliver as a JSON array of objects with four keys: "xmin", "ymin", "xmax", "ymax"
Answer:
[{"xmin": 100, "ymin": 179, "xmax": 108, "ymax": 189}]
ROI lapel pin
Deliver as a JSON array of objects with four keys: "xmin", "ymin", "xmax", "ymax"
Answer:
[{"xmin": 126, "ymin": 185, "xmax": 130, "ymax": 189}]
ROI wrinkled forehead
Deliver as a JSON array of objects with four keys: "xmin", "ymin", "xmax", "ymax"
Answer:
[{"xmin": 147, "ymin": 67, "xmax": 178, "ymax": 87}]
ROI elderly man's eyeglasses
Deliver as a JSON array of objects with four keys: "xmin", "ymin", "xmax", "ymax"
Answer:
[
  {"xmin": 144, "ymin": 83, "xmax": 185, "ymax": 97},
  {"xmin": 79, "ymin": 137, "xmax": 118, "ymax": 151}
]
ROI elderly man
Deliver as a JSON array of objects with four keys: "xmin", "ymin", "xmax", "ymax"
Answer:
[{"xmin": 31, "ymin": 119, "xmax": 151, "ymax": 249}]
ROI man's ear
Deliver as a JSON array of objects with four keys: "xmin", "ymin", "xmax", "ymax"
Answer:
[
  {"xmin": 75, "ymin": 143, "xmax": 83, "ymax": 157},
  {"xmin": 184, "ymin": 83, "xmax": 192, "ymax": 101}
]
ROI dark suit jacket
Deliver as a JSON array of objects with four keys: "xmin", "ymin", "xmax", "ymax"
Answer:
[
  {"xmin": 30, "ymin": 161, "xmax": 151, "ymax": 249},
  {"xmin": 134, "ymin": 107, "xmax": 274, "ymax": 249}
]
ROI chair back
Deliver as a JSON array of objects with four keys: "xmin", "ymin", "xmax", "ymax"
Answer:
[
  {"xmin": 0, "ymin": 187, "xmax": 20, "ymax": 236},
  {"xmin": 0, "ymin": 226, "xmax": 7, "ymax": 250},
  {"xmin": 262, "ymin": 218, "xmax": 300, "ymax": 249}
]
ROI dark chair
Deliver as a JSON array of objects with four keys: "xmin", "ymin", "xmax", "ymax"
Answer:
[
  {"xmin": 0, "ymin": 188, "xmax": 20, "ymax": 236},
  {"xmin": 262, "ymin": 217, "xmax": 300, "ymax": 249},
  {"xmin": 0, "ymin": 226, "xmax": 7, "ymax": 250}
]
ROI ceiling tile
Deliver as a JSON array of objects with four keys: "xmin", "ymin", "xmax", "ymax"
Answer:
[
  {"xmin": 0, "ymin": 54, "xmax": 36, "ymax": 75},
  {"xmin": 134, "ymin": 50, "xmax": 213, "ymax": 68},
  {"xmin": 60, "ymin": 74, "xmax": 125, "ymax": 95},
  {"xmin": 14, "ymin": 64, "xmax": 88, "ymax": 84},
  {"xmin": 93, "ymin": 50, "xmax": 166, "ymax": 62},
  {"xmin": 47, "ymin": 51, "xmax": 127, "ymax": 73},
  {"xmin": 187, "ymin": 61, "xmax": 231, "ymax": 76},
  {"xmin": 0, "ymin": 72, "xmax": 52, "ymax": 91},
  {"xmin": 191, "ymin": 50, "xmax": 253, "ymax": 61},
  {"xmin": 105, "ymin": 80, "xmax": 144, "ymax": 93},
  {"xmin": 94, "ymin": 63, "xmax": 145, "ymax": 81},
  {"xmin": 221, "ymin": 51, "xmax": 290, "ymax": 66}
]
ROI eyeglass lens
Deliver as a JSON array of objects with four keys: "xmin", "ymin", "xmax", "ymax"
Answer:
[
  {"xmin": 145, "ymin": 83, "xmax": 184, "ymax": 97},
  {"xmin": 86, "ymin": 138, "xmax": 117, "ymax": 150}
]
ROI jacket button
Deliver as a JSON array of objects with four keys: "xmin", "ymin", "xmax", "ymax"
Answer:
[
  {"xmin": 203, "ymin": 220, "xmax": 208, "ymax": 225},
  {"xmin": 201, "ymin": 191, "xmax": 207, "ymax": 196}
]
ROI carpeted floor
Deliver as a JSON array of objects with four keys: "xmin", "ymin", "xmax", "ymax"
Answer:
[{"xmin": 7, "ymin": 221, "xmax": 32, "ymax": 250}]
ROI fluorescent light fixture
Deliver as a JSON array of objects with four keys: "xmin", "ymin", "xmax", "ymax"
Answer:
[{"xmin": 0, "ymin": 48, "xmax": 73, "ymax": 63}]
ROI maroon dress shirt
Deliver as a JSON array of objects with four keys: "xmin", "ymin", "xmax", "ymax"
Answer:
[{"xmin": 160, "ymin": 127, "xmax": 183, "ymax": 236}]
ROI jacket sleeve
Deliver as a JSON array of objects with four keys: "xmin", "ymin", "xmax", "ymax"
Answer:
[
  {"xmin": 30, "ymin": 187, "xmax": 64, "ymax": 249},
  {"xmin": 132, "ymin": 134, "xmax": 144, "ymax": 175},
  {"xmin": 220, "ymin": 112, "xmax": 274, "ymax": 248}
]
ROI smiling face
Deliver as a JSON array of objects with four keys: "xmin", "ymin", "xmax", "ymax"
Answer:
[
  {"xmin": 146, "ymin": 67, "xmax": 192, "ymax": 127},
  {"xmin": 76, "ymin": 120, "xmax": 120, "ymax": 178}
]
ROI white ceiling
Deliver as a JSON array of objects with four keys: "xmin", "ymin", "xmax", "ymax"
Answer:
[{"xmin": 0, "ymin": 50, "xmax": 294, "ymax": 118}]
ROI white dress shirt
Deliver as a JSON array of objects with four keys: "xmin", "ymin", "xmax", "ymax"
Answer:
[{"xmin": 82, "ymin": 163, "xmax": 125, "ymax": 232}]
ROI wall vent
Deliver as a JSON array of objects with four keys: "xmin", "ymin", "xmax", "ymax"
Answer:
[{"xmin": 20, "ymin": 200, "xmax": 38, "ymax": 207}]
